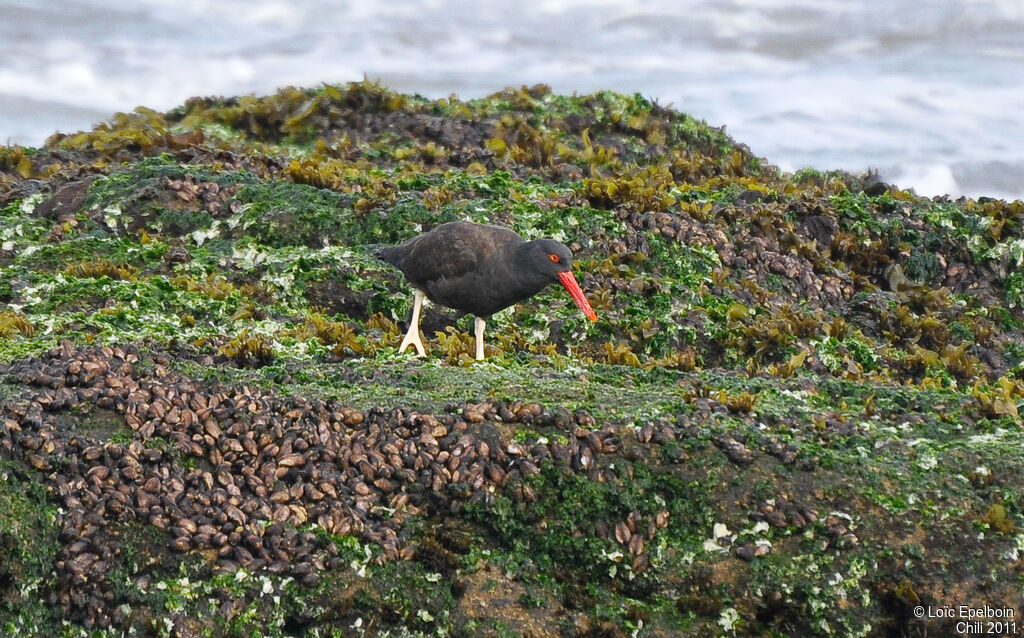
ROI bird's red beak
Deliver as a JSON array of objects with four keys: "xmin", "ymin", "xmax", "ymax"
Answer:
[{"xmin": 557, "ymin": 271, "xmax": 597, "ymax": 321}]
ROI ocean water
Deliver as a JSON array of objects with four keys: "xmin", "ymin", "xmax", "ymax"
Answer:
[{"xmin": 2, "ymin": 0, "xmax": 1022, "ymax": 200}]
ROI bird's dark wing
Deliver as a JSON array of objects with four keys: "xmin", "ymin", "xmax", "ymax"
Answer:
[{"xmin": 391, "ymin": 222, "xmax": 522, "ymax": 288}]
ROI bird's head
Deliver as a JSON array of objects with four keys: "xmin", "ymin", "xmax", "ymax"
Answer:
[
  {"xmin": 529, "ymin": 239, "xmax": 575, "ymax": 276},
  {"xmin": 526, "ymin": 239, "xmax": 597, "ymax": 321}
]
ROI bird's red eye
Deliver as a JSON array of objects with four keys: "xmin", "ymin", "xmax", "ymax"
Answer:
[{"xmin": 548, "ymin": 254, "xmax": 560, "ymax": 263}]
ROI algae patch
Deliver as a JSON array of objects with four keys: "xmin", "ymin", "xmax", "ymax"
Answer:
[{"xmin": 1, "ymin": 81, "xmax": 1023, "ymax": 637}]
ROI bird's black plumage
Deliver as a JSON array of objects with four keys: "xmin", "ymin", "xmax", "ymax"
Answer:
[
  {"xmin": 377, "ymin": 220, "xmax": 596, "ymax": 359},
  {"xmin": 378, "ymin": 221, "xmax": 575, "ymax": 317}
]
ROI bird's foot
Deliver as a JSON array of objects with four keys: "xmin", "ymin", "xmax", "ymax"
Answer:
[{"xmin": 398, "ymin": 331, "xmax": 426, "ymax": 357}]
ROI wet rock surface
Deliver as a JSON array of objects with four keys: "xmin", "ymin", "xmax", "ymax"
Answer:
[
  {"xmin": 1, "ymin": 342, "xmax": 686, "ymax": 632},
  {"xmin": 2, "ymin": 82, "xmax": 1023, "ymax": 636}
]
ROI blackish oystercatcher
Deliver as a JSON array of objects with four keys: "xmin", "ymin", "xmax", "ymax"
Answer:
[{"xmin": 377, "ymin": 221, "xmax": 597, "ymax": 360}]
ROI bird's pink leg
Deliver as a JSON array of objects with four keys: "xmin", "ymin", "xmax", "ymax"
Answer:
[
  {"xmin": 474, "ymin": 316, "xmax": 486, "ymax": 361},
  {"xmin": 398, "ymin": 290, "xmax": 427, "ymax": 357}
]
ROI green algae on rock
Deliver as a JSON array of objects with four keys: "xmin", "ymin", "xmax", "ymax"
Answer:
[{"xmin": 1, "ymin": 81, "xmax": 1023, "ymax": 637}]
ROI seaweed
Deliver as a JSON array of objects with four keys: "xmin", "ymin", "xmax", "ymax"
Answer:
[{"xmin": 0, "ymin": 82, "xmax": 1022, "ymax": 637}]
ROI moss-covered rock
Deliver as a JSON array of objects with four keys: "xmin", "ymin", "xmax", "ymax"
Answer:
[{"xmin": 1, "ymin": 81, "xmax": 1022, "ymax": 636}]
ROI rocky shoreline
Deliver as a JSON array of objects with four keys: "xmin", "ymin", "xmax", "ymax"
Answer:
[{"xmin": 1, "ymin": 82, "xmax": 1022, "ymax": 636}]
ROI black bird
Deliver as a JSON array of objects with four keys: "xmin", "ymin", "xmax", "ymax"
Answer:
[{"xmin": 377, "ymin": 221, "xmax": 597, "ymax": 360}]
